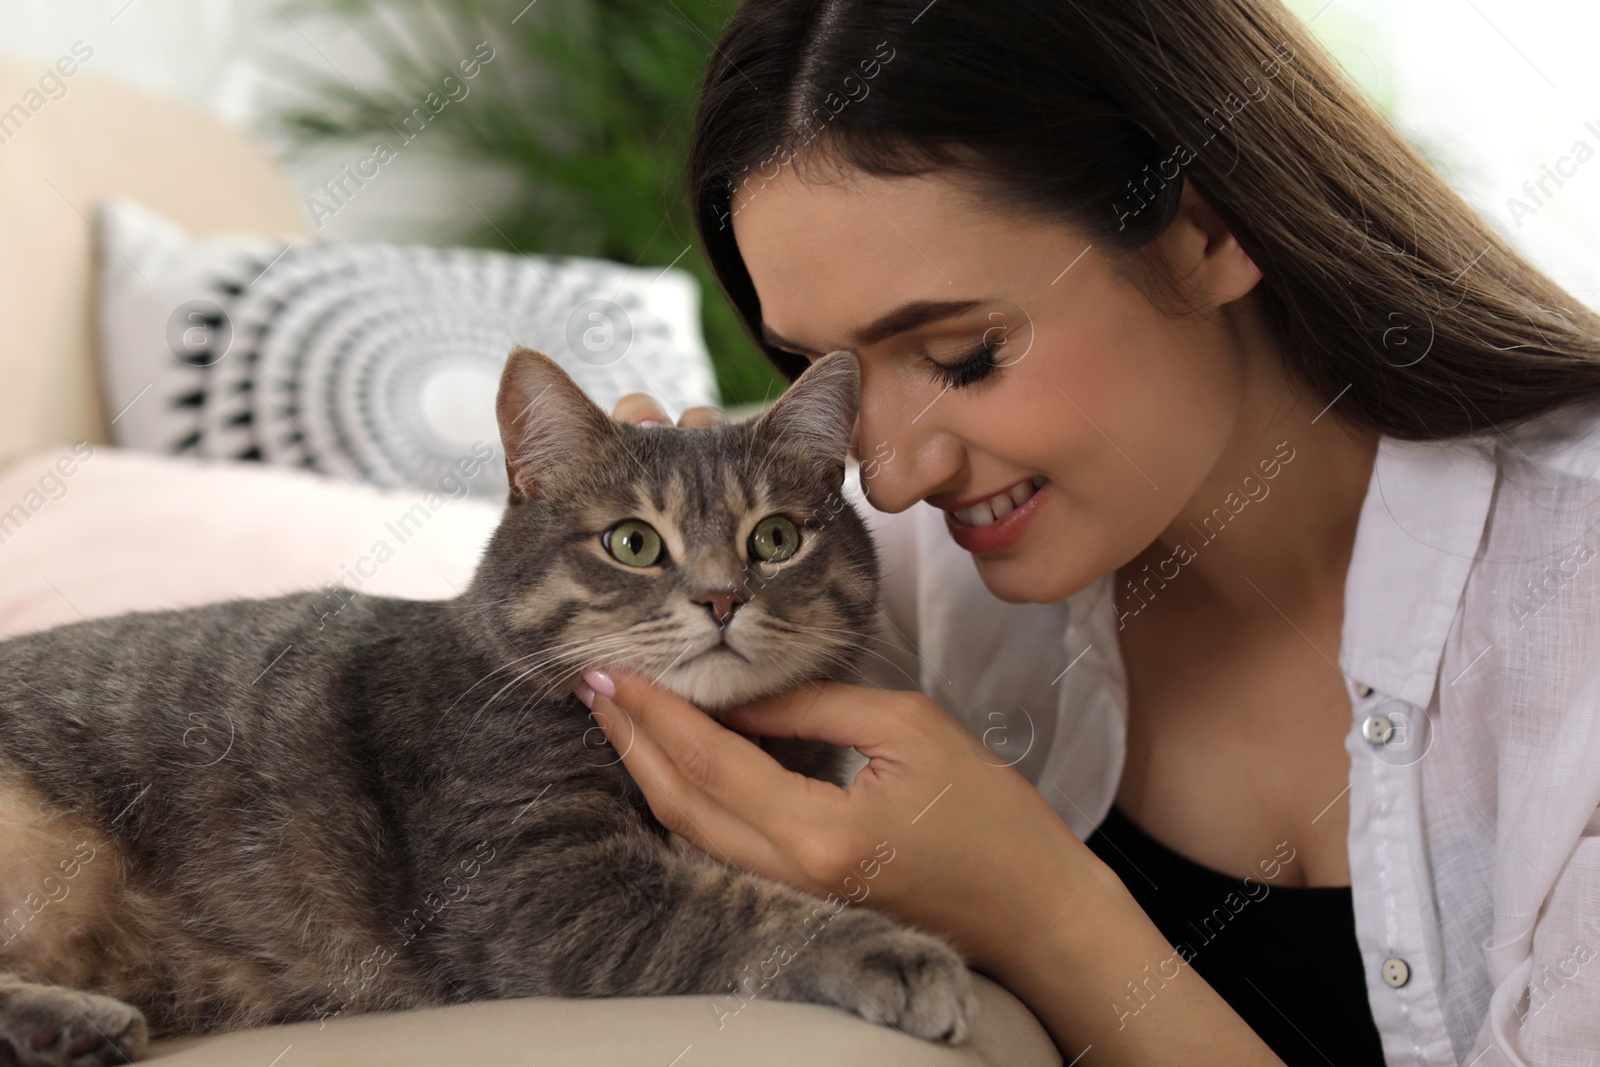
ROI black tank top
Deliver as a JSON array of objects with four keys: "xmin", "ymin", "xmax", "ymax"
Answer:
[{"xmin": 1083, "ymin": 803, "xmax": 1387, "ymax": 1066}]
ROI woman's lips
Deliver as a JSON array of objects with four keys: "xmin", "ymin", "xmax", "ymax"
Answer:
[{"xmin": 942, "ymin": 478, "xmax": 1049, "ymax": 554}]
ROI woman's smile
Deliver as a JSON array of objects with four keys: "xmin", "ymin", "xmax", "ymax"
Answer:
[{"xmin": 938, "ymin": 475, "xmax": 1050, "ymax": 554}]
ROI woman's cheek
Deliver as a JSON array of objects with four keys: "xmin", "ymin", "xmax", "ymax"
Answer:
[
  {"xmin": 1006, "ymin": 321, "xmax": 1202, "ymax": 586},
  {"xmin": 1069, "ymin": 291, "xmax": 1239, "ymax": 499},
  {"xmin": 960, "ymin": 354, "xmax": 1127, "ymax": 599},
  {"xmin": 1006, "ymin": 326, "xmax": 1127, "ymax": 487}
]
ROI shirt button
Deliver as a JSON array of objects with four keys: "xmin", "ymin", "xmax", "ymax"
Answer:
[
  {"xmin": 1362, "ymin": 715, "xmax": 1396, "ymax": 745},
  {"xmin": 1355, "ymin": 682, "xmax": 1374, "ymax": 698},
  {"xmin": 1382, "ymin": 957, "xmax": 1411, "ymax": 988}
]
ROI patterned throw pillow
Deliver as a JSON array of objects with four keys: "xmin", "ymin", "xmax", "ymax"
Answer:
[{"xmin": 92, "ymin": 197, "xmax": 719, "ymax": 498}]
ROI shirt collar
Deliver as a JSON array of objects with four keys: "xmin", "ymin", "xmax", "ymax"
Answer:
[{"xmin": 1339, "ymin": 433, "xmax": 1499, "ymax": 709}]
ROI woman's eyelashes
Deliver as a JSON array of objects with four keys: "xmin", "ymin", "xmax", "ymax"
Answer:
[
  {"xmin": 924, "ymin": 337, "xmax": 1003, "ymax": 389},
  {"xmin": 778, "ymin": 335, "xmax": 1006, "ymax": 390}
]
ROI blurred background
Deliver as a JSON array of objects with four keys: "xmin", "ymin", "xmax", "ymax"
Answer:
[{"xmin": 2, "ymin": 0, "xmax": 1596, "ymax": 407}]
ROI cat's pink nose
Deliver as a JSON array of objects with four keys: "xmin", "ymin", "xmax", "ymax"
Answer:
[{"xmin": 692, "ymin": 591, "xmax": 746, "ymax": 627}]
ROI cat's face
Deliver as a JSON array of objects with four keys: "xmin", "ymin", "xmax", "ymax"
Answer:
[{"xmin": 468, "ymin": 347, "xmax": 879, "ymax": 712}]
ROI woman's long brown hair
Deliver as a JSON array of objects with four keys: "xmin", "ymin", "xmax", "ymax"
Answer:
[{"xmin": 687, "ymin": 0, "xmax": 1600, "ymax": 440}]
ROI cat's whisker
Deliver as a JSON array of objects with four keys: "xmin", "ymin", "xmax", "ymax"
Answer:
[
  {"xmin": 443, "ymin": 632, "xmax": 648, "ymax": 744},
  {"xmin": 434, "ymin": 627, "xmax": 642, "ymax": 718},
  {"xmin": 754, "ymin": 629, "xmax": 920, "ymax": 692},
  {"xmin": 456, "ymin": 595, "xmax": 517, "ymax": 612},
  {"xmin": 472, "ymin": 632, "xmax": 643, "ymax": 701},
  {"xmin": 765, "ymin": 619, "xmax": 913, "ymax": 659},
  {"xmin": 752, "ymin": 442, "xmax": 784, "ymax": 491},
  {"xmin": 506, "ymin": 638, "xmax": 703, "ymax": 734},
  {"xmin": 769, "ymin": 619, "xmax": 898, "ymax": 644},
  {"xmin": 423, "ymin": 643, "xmax": 578, "ymax": 747},
  {"xmin": 756, "ymin": 620, "xmax": 918, "ymax": 683}
]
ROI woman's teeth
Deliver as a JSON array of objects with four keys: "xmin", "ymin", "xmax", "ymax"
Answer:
[{"xmin": 953, "ymin": 476, "xmax": 1047, "ymax": 527}]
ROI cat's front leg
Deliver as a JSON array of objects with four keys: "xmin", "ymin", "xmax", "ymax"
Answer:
[
  {"xmin": 0, "ymin": 973, "xmax": 148, "ymax": 1066},
  {"xmin": 718, "ymin": 869, "xmax": 980, "ymax": 1044},
  {"xmin": 443, "ymin": 830, "xmax": 977, "ymax": 1043}
]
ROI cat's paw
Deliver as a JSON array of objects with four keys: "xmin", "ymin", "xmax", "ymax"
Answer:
[
  {"xmin": 790, "ymin": 921, "xmax": 979, "ymax": 1044},
  {"xmin": 0, "ymin": 981, "xmax": 148, "ymax": 1066}
]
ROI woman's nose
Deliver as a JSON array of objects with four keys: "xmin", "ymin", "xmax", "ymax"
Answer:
[{"xmin": 853, "ymin": 382, "xmax": 961, "ymax": 515}]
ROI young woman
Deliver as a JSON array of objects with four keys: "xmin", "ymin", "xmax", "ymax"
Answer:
[{"xmin": 575, "ymin": 0, "xmax": 1600, "ymax": 1062}]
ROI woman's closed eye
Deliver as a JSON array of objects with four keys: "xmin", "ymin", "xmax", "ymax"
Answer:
[
  {"xmin": 777, "ymin": 329, "xmax": 1012, "ymax": 390},
  {"xmin": 923, "ymin": 336, "xmax": 1004, "ymax": 389}
]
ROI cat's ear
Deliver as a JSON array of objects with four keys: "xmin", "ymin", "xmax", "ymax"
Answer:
[
  {"xmin": 751, "ymin": 349, "xmax": 860, "ymax": 484},
  {"xmin": 496, "ymin": 346, "xmax": 614, "ymax": 502}
]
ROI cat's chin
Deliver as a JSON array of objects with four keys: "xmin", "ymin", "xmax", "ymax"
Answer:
[{"xmin": 653, "ymin": 656, "xmax": 797, "ymax": 714}]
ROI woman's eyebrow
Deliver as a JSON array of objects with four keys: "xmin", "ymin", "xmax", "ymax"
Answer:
[{"xmin": 761, "ymin": 298, "xmax": 989, "ymax": 354}]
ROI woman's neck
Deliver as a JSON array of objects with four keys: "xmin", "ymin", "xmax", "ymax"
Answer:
[{"xmin": 1137, "ymin": 309, "xmax": 1381, "ymax": 624}]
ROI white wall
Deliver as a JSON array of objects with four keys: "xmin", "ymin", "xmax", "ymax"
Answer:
[
  {"xmin": 0, "ymin": 0, "xmax": 517, "ymax": 243},
  {"xmin": 2, "ymin": 0, "xmax": 1595, "ymax": 309},
  {"xmin": 1284, "ymin": 0, "xmax": 1600, "ymax": 310}
]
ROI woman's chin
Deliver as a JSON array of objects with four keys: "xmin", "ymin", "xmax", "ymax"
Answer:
[{"xmin": 969, "ymin": 553, "xmax": 1094, "ymax": 606}]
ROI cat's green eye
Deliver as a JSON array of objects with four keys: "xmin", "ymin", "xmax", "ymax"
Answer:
[
  {"xmin": 603, "ymin": 520, "xmax": 664, "ymax": 567},
  {"xmin": 749, "ymin": 515, "xmax": 801, "ymax": 564}
]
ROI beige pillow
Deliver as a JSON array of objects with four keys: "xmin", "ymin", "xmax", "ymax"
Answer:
[
  {"xmin": 0, "ymin": 48, "xmax": 307, "ymax": 469},
  {"xmin": 0, "ymin": 445, "xmax": 501, "ymax": 640}
]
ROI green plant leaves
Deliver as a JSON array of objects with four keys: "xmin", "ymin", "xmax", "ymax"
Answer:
[{"xmin": 267, "ymin": 0, "xmax": 784, "ymax": 405}]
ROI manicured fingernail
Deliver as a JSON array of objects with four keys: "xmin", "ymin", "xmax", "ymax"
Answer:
[
  {"xmin": 582, "ymin": 669, "xmax": 615, "ymax": 699},
  {"xmin": 637, "ymin": 419, "xmax": 666, "ymax": 427},
  {"xmin": 573, "ymin": 682, "xmax": 595, "ymax": 709}
]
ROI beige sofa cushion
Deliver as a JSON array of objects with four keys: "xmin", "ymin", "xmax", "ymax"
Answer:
[
  {"xmin": 142, "ymin": 974, "xmax": 1058, "ymax": 1066},
  {"xmin": 0, "ymin": 49, "xmax": 308, "ymax": 469}
]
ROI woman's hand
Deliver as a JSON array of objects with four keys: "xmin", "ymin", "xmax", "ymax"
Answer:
[
  {"xmin": 610, "ymin": 392, "xmax": 725, "ymax": 428},
  {"xmin": 572, "ymin": 668, "xmax": 1105, "ymax": 978},
  {"xmin": 576, "ymin": 672, "xmax": 1288, "ymax": 1065}
]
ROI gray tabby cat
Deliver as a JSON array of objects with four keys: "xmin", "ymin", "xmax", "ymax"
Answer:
[{"xmin": 0, "ymin": 347, "xmax": 978, "ymax": 1065}]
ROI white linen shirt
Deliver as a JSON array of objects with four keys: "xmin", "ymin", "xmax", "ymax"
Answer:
[{"xmin": 841, "ymin": 394, "xmax": 1600, "ymax": 1066}]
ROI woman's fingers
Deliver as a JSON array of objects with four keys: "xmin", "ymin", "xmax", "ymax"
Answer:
[
  {"xmin": 612, "ymin": 392, "xmax": 670, "ymax": 425},
  {"xmin": 591, "ymin": 668, "xmax": 841, "ymax": 832},
  {"xmin": 678, "ymin": 404, "xmax": 727, "ymax": 428},
  {"xmin": 723, "ymin": 681, "xmax": 908, "ymax": 755},
  {"xmin": 588, "ymin": 694, "xmax": 798, "ymax": 878},
  {"xmin": 611, "ymin": 393, "xmax": 727, "ymax": 428}
]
